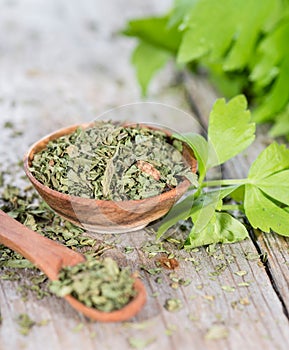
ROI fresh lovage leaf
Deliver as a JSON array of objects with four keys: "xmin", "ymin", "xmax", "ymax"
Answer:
[
  {"xmin": 269, "ymin": 105, "xmax": 289, "ymax": 138},
  {"xmin": 185, "ymin": 212, "xmax": 249, "ymax": 249},
  {"xmin": 132, "ymin": 42, "xmax": 171, "ymax": 96},
  {"xmin": 207, "ymin": 95, "xmax": 255, "ymax": 168},
  {"xmin": 244, "ymin": 142, "xmax": 289, "ymax": 236},
  {"xmin": 124, "ymin": 16, "xmax": 182, "ymax": 54},
  {"xmin": 167, "ymin": 0, "xmax": 198, "ymax": 28},
  {"xmin": 247, "ymin": 142, "xmax": 289, "ymax": 183},
  {"xmin": 125, "ymin": 0, "xmax": 289, "ymax": 137},
  {"xmin": 157, "ymin": 94, "xmax": 288, "ymax": 246},
  {"xmin": 157, "ymin": 184, "xmax": 240, "ymax": 240},
  {"xmin": 157, "ymin": 95, "xmax": 253, "ymax": 244},
  {"xmin": 244, "ymin": 186, "xmax": 289, "ymax": 237},
  {"xmin": 174, "ymin": 96, "xmax": 255, "ymax": 175},
  {"xmin": 156, "ymin": 193, "xmax": 195, "ymax": 239},
  {"xmin": 173, "ymin": 132, "xmax": 208, "ymax": 181},
  {"xmin": 251, "ymin": 20, "xmax": 289, "ymax": 123},
  {"xmin": 177, "ymin": 0, "xmax": 279, "ymax": 69},
  {"xmin": 125, "ymin": 15, "xmax": 182, "ymax": 96},
  {"xmin": 190, "ymin": 186, "xmax": 241, "ymax": 234}
]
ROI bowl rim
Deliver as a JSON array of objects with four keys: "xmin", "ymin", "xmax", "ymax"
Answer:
[{"xmin": 23, "ymin": 122, "xmax": 196, "ymax": 205}]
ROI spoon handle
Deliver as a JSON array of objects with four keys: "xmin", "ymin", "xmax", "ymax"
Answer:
[{"xmin": 0, "ymin": 211, "xmax": 85, "ymax": 279}]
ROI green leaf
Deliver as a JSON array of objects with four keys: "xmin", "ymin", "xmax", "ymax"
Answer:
[
  {"xmin": 207, "ymin": 95, "xmax": 255, "ymax": 168},
  {"xmin": 185, "ymin": 212, "xmax": 248, "ymax": 249},
  {"xmin": 251, "ymin": 21, "xmax": 289, "ymax": 122},
  {"xmin": 167, "ymin": 0, "xmax": 197, "ymax": 28},
  {"xmin": 177, "ymin": 0, "xmax": 279, "ymax": 69},
  {"xmin": 124, "ymin": 16, "xmax": 181, "ymax": 95},
  {"xmin": 257, "ymin": 170, "xmax": 289, "ymax": 206},
  {"xmin": 124, "ymin": 16, "xmax": 182, "ymax": 54},
  {"xmin": 253, "ymin": 56, "xmax": 289, "ymax": 122},
  {"xmin": 269, "ymin": 105, "xmax": 289, "ymax": 138},
  {"xmin": 191, "ymin": 186, "xmax": 241, "ymax": 233},
  {"xmin": 244, "ymin": 142, "xmax": 289, "ymax": 236},
  {"xmin": 156, "ymin": 194, "xmax": 194, "ymax": 239},
  {"xmin": 244, "ymin": 185, "xmax": 289, "ymax": 236},
  {"xmin": 157, "ymin": 185, "xmax": 239, "ymax": 239},
  {"xmin": 173, "ymin": 132, "xmax": 208, "ymax": 180},
  {"xmin": 248, "ymin": 142, "xmax": 289, "ymax": 180},
  {"xmin": 131, "ymin": 41, "xmax": 170, "ymax": 96},
  {"xmin": 229, "ymin": 185, "xmax": 245, "ymax": 203}
]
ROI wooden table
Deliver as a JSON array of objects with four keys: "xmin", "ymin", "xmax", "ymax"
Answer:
[{"xmin": 0, "ymin": 1, "xmax": 288, "ymax": 349}]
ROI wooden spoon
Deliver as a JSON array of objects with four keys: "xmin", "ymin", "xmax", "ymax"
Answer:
[{"xmin": 0, "ymin": 211, "xmax": 146, "ymax": 322}]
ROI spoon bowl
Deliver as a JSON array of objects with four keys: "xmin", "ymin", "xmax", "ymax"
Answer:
[{"xmin": 0, "ymin": 211, "xmax": 146, "ymax": 322}]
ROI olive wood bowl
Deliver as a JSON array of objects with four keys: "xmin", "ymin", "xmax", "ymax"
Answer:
[{"xmin": 23, "ymin": 123, "xmax": 197, "ymax": 233}]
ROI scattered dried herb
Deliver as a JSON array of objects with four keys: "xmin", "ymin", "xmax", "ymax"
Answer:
[
  {"xmin": 165, "ymin": 324, "xmax": 177, "ymax": 336},
  {"xmin": 164, "ymin": 298, "xmax": 183, "ymax": 312},
  {"xmin": 205, "ymin": 325, "xmax": 229, "ymax": 340},
  {"xmin": 16, "ymin": 314, "xmax": 36, "ymax": 336},
  {"xmin": 156, "ymin": 255, "xmax": 179, "ymax": 270},
  {"xmin": 188, "ymin": 313, "xmax": 199, "ymax": 322},
  {"xmin": 123, "ymin": 320, "xmax": 155, "ymax": 330},
  {"xmin": 239, "ymin": 297, "xmax": 250, "ymax": 305},
  {"xmin": 141, "ymin": 241, "xmax": 168, "ymax": 258},
  {"xmin": 49, "ymin": 257, "xmax": 136, "ymax": 312},
  {"xmin": 203, "ymin": 295, "xmax": 215, "ymax": 303},
  {"xmin": 15, "ymin": 314, "xmax": 48, "ymax": 336},
  {"xmin": 168, "ymin": 272, "xmax": 191, "ymax": 288},
  {"xmin": 3, "ymin": 121, "xmax": 14, "ymax": 129},
  {"xmin": 140, "ymin": 265, "xmax": 162, "ymax": 275},
  {"xmin": 128, "ymin": 336, "xmax": 157, "ymax": 349},
  {"xmin": 244, "ymin": 252, "xmax": 261, "ymax": 261},
  {"xmin": 234, "ymin": 270, "xmax": 247, "ymax": 277},
  {"xmin": 30, "ymin": 121, "xmax": 197, "ymax": 200},
  {"xmin": 124, "ymin": 246, "xmax": 134, "ymax": 254},
  {"xmin": 221, "ymin": 285, "xmax": 236, "ymax": 293},
  {"xmin": 237, "ymin": 282, "xmax": 250, "ymax": 287},
  {"xmin": 72, "ymin": 323, "xmax": 84, "ymax": 333},
  {"xmin": 208, "ymin": 263, "xmax": 227, "ymax": 277}
]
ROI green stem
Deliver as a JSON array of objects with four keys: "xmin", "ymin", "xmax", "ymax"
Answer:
[
  {"xmin": 221, "ymin": 204, "xmax": 242, "ymax": 211},
  {"xmin": 202, "ymin": 178, "xmax": 248, "ymax": 187}
]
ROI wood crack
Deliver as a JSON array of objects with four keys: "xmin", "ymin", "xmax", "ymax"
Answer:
[{"xmin": 246, "ymin": 222, "xmax": 289, "ymax": 321}]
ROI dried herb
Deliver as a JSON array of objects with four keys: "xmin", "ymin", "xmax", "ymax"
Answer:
[
  {"xmin": 221, "ymin": 285, "xmax": 236, "ymax": 293},
  {"xmin": 49, "ymin": 257, "xmax": 136, "ymax": 312},
  {"xmin": 72, "ymin": 323, "xmax": 84, "ymax": 333},
  {"xmin": 164, "ymin": 298, "xmax": 183, "ymax": 312},
  {"xmin": 16, "ymin": 314, "xmax": 36, "ymax": 336},
  {"xmin": 205, "ymin": 325, "xmax": 229, "ymax": 340},
  {"xmin": 15, "ymin": 313, "xmax": 48, "ymax": 335},
  {"xmin": 234, "ymin": 270, "xmax": 247, "ymax": 277},
  {"xmin": 128, "ymin": 336, "xmax": 157, "ymax": 349},
  {"xmin": 156, "ymin": 255, "xmax": 179, "ymax": 270},
  {"xmin": 0, "ymin": 170, "xmax": 109, "ymax": 303},
  {"xmin": 30, "ymin": 121, "xmax": 196, "ymax": 200}
]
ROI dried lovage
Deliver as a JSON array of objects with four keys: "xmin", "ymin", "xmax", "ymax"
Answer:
[
  {"xmin": 30, "ymin": 121, "xmax": 197, "ymax": 201},
  {"xmin": 156, "ymin": 255, "xmax": 179, "ymax": 270},
  {"xmin": 49, "ymin": 257, "xmax": 136, "ymax": 312}
]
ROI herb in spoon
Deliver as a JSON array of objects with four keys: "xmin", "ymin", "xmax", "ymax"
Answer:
[{"xmin": 0, "ymin": 211, "xmax": 146, "ymax": 322}]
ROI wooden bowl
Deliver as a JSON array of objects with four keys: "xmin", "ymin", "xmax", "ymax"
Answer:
[{"xmin": 23, "ymin": 123, "xmax": 197, "ymax": 233}]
